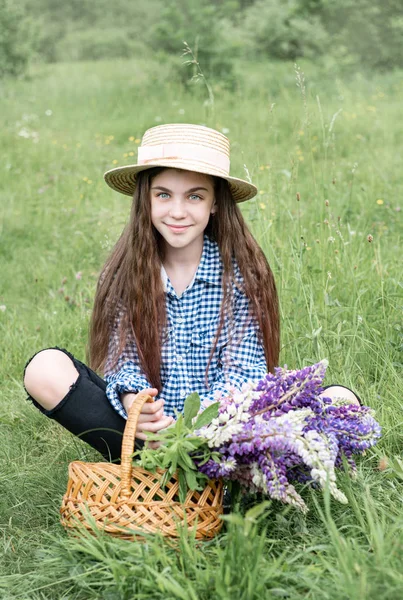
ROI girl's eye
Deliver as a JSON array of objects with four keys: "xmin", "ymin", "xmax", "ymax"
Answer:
[
  {"xmin": 157, "ymin": 192, "xmax": 170, "ymax": 199},
  {"xmin": 189, "ymin": 194, "xmax": 202, "ymax": 201}
]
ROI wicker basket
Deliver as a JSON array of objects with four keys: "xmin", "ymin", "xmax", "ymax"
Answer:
[{"xmin": 60, "ymin": 392, "xmax": 224, "ymax": 539}]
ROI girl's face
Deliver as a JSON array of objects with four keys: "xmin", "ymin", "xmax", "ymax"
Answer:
[{"xmin": 150, "ymin": 169, "xmax": 216, "ymax": 255}]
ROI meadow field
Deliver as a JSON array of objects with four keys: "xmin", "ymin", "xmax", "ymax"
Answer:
[{"xmin": 0, "ymin": 57, "xmax": 402, "ymax": 599}]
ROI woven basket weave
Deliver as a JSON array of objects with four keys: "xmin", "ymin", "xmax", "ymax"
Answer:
[{"xmin": 60, "ymin": 392, "xmax": 224, "ymax": 539}]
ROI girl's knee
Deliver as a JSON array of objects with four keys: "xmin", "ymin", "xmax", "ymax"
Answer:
[{"xmin": 24, "ymin": 349, "xmax": 79, "ymax": 409}]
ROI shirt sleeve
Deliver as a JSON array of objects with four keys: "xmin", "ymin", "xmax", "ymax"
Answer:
[
  {"xmin": 103, "ymin": 310, "xmax": 152, "ymax": 419},
  {"xmin": 199, "ymin": 292, "xmax": 267, "ymax": 409}
]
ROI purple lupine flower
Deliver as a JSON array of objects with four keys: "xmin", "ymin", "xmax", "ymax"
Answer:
[{"xmin": 193, "ymin": 360, "xmax": 381, "ymax": 512}]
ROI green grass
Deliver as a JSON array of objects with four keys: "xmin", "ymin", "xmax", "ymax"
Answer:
[{"xmin": 0, "ymin": 56, "xmax": 402, "ymax": 599}]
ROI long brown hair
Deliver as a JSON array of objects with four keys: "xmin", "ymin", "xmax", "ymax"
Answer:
[{"xmin": 88, "ymin": 168, "xmax": 280, "ymax": 388}]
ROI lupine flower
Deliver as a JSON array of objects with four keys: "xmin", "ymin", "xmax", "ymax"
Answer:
[{"xmin": 195, "ymin": 360, "xmax": 381, "ymax": 512}]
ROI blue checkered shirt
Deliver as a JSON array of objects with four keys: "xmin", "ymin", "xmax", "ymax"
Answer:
[{"xmin": 104, "ymin": 236, "xmax": 267, "ymax": 419}]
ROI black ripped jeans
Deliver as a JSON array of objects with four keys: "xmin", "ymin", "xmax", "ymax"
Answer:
[{"xmin": 23, "ymin": 347, "xmax": 143, "ymax": 462}]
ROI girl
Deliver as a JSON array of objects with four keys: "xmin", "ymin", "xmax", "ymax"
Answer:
[{"xmin": 23, "ymin": 124, "xmax": 359, "ymax": 462}]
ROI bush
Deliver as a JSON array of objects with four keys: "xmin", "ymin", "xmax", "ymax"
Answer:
[
  {"xmin": 0, "ymin": 0, "xmax": 39, "ymax": 77},
  {"xmin": 319, "ymin": 0, "xmax": 403, "ymax": 71},
  {"xmin": 151, "ymin": 0, "xmax": 235, "ymax": 85},
  {"xmin": 241, "ymin": 0, "xmax": 330, "ymax": 61},
  {"xmin": 54, "ymin": 28, "xmax": 147, "ymax": 62}
]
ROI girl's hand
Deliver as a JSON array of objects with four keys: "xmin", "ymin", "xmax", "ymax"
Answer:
[{"xmin": 122, "ymin": 389, "xmax": 175, "ymax": 447}]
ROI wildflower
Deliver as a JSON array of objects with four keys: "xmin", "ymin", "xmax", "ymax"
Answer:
[
  {"xmin": 195, "ymin": 360, "xmax": 381, "ymax": 512},
  {"xmin": 75, "ymin": 272, "xmax": 82, "ymax": 280},
  {"xmin": 259, "ymin": 203, "xmax": 266, "ymax": 210},
  {"xmin": 367, "ymin": 234, "xmax": 373, "ymax": 243},
  {"xmin": 135, "ymin": 138, "xmax": 141, "ymax": 144},
  {"xmin": 325, "ymin": 199, "xmax": 329, "ymax": 206},
  {"xmin": 128, "ymin": 151, "xmax": 134, "ymax": 157},
  {"xmin": 0, "ymin": 305, "xmax": 6, "ymax": 312},
  {"xmin": 112, "ymin": 159, "xmax": 118, "ymax": 165},
  {"xmin": 327, "ymin": 271, "xmax": 332, "ymax": 279},
  {"xmin": 259, "ymin": 190, "xmax": 265, "ymax": 195},
  {"xmin": 298, "ymin": 130, "xmax": 304, "ymax": 136},
  {"xmin": 376, "ymin": 199, "xmax": 384, "ymax": 205},
  {"xmin": 155, "ymin": 116, "xmax": 162, "ymax": 122},
  {"xmin": 45, "ymin": 109, "xmax": 52, "ymax": 116},
  {"xmin": 76, "ymin": 143, "xmax": 81, "ymax": 148},
  {"xmin": 298, "ymin": 156, "xmax": 304, "ymax": 162},
  {"xmin": 129, "ymin": 136, "xmax": 135, "ymax": 141},
  {"xmin": 221, "ymin": 127, "xmax": 230, "ymax": 134},
  {"xmin": 328, "ymin": 237, "xmax": 335, "ymax": 243},
  {"xmin": 178, "ymin": 109, "xmax": 185, "ymax": 115},
  {"xmin": 378, "ymin": 456, "xmax": 388, "ymax": 471}
]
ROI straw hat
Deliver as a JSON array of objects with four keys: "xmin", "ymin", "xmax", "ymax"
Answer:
[{"xmin": 104, "ymin": 123, "xmax": 257, "ymax": 203}]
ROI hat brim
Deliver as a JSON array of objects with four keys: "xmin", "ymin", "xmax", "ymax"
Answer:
[{"xmin": 104, "ymin": 162, "xmax": 257, "ymax": 203}]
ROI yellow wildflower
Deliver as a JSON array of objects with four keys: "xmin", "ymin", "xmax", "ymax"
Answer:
[{"xmin": 376, "ymin": 199, "xmax": 384, "ymax": 205}]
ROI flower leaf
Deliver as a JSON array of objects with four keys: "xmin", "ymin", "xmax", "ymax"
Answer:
[
  {"xmin": 194, "ymin": 401, "xmax": 219, "ymax": 430},
  {"xmin": 183, "ymin": 393, "xmax": 201, "ymax": 427},
  {"xmin": 184, "ymin": 468, "xmax": 199, "ymax": 491}
]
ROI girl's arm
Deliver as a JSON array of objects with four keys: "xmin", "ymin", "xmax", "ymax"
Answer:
[
  {"xmin": 103, "ymin": 310, "xmax": 153, "ymax": 419},
  {"xmin": 104, "ymin": 361, "xmax": 153, "ymax": 418}
]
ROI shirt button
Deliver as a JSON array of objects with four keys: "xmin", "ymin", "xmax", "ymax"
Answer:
[
  {"xmin": 177, "ymin": 317, "xmax": 184, "ymax": 324},
  {"xmin": 176, "ymin": 355, "xmax": 183, "ymax": 362},
  {"xmin": 180, "ymin": 389, "xmax": 187, "ymax": 398}
]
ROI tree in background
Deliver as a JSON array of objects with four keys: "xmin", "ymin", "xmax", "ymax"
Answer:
[
  {"xmin": 0, "ymin": 0, "xmax": 39, "ymax": 77},
  {"xmin": 2, "ymin": 0, "xmax": 403, "ymax": 77}
]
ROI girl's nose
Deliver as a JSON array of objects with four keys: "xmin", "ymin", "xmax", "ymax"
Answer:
[{"xmin": 169, "ymin": 198, "xmax": 186, "ymax": 219}]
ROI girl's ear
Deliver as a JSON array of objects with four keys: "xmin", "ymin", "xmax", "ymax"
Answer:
[{"xmin": 210, "ymin": 201, "xmax": 217, "ymax": 215}]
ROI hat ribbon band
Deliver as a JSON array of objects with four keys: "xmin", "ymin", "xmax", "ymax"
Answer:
[{"xmin": 138, "ymin": 143, "xmax": 230, "ymax": 173}]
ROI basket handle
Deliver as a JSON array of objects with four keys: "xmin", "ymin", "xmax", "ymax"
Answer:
[{"xmin": 120, "ymin": 392, "xmax": 154, "ymax": 498}]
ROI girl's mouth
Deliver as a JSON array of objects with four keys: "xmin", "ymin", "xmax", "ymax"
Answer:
[{"xmin": 165, "ymin": 224, "xmax": 191, "ymax": 232}]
